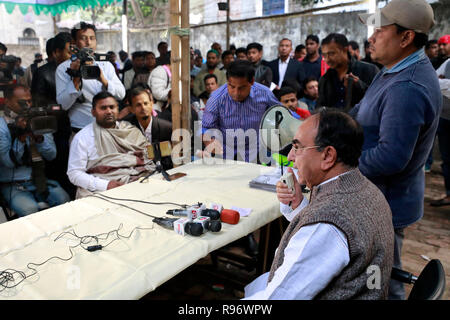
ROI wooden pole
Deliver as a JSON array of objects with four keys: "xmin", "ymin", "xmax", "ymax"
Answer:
[
  {"xmin": 181, "ymin": 0, "xmax": 190, "ymax": 160},
  {"xmin": 170, "ymin": 0, "xmax": 182, "ymax": 165}
]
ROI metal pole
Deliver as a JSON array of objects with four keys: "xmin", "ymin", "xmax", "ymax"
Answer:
[
  {"xmin": 226, "ymin": 0, "xmax": 230, "ymax": 49},
  {"xmin": 122, "ymin": 0, "xmax": 128, "ymax": 52}
]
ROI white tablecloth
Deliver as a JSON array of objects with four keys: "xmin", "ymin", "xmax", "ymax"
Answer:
[{"xmin": 0, "ymin": 160, "xmax": 281, "ymax": 299}]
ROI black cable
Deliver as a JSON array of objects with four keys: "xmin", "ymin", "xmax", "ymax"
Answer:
[
  {"xmin": 90, "ymin": 192, "xmax": 191, "ymax": 209},
  {"xmin": 0, "ymin": 224, "xmax": 154, "ymax": 292},
  {"xmin": 87, "ymin": 195, "xmax": 159, "ymax": 219}
]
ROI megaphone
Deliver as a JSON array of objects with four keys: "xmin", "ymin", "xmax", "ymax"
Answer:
[{"xmin": 259, "ymin": 105, "xmax": 304, "ymax": 152}]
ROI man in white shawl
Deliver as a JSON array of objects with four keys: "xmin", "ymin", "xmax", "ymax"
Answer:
[{"xmin": 67, "ymin": 91, "xmax": 156, "ymax": 198}]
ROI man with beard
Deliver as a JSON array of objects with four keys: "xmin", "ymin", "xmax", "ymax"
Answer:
[
  {"xmin": 193, "ymin": 49, "xmax": 226, "ymax": 98},
  {"xmin": 67, "ymin": 91, "xmax": 155, "ymax": 198}
]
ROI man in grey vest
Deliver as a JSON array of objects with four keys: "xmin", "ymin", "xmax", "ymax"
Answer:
[{"xmin": 244, "ymin": 108, "xmax": 394, "ymax": 299}]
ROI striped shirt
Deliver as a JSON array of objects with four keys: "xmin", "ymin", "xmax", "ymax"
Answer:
[{"xmin": 202, "ymin": 82, "xmax": 280, "ymax": 162}]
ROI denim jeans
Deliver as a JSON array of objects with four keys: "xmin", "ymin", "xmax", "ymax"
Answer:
[{"xmin": 0, "ymin": 179, "xmax": 70, "ymax": 217}]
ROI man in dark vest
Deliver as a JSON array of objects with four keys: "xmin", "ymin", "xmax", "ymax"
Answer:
[{"xmin": 244, "ymin": 108, "xmax": 394, "ymax": 300}]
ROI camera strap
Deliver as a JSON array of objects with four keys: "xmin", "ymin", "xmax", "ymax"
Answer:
[{"xmin": 29, "ymin": 140, "xmax": 48, "ymax": 198}]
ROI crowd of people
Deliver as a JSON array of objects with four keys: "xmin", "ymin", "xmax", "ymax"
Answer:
[{"xmin": 0, "ymin": 0, "xmax": 448, "ymax": 300}]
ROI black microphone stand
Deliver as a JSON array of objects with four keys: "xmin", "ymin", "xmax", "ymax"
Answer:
[
  {"xmin": 140, "ymin": 142, "xmax": 171, "ymax": 183},
  {"xmin": 275, "ymin": 110, "xmax": 284, "ymax": 176}
]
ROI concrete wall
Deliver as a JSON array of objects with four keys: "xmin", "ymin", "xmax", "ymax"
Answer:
[
  {"xmin": 94, "ymin": 1, "xmax": 448, "ymax": 61},
  {"xmin": 4, "ymin": 44, "xmax": 42, "ymax": 67}
]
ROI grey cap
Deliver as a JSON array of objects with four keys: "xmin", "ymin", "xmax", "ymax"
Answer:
[{"xmin": 359, "ymin": 0, "xmax": 435, "ymax": 34}]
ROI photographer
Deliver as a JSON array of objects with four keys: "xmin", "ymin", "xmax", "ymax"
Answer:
[
  {"xmin": 55, "ymin": 22, "xmax": 125, "ymax": 133},
  {"xmin": 0, "ymin": 85, "xmax": 70, "ymax": 217}
]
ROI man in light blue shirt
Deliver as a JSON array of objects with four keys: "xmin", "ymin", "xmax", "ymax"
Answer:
[{"xmin": 0, "ymin": 85, "xmax": 70, "ymax": 216}]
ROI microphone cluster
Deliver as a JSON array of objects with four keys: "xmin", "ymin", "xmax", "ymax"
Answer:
[{"xmin": 153, "ymin": 203, "xmax": 240, "ymax": 237}]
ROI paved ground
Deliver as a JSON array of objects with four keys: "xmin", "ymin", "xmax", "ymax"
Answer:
[{"xmin": 143, "ymin": 151, "xmax": 449, "ymax": 301}]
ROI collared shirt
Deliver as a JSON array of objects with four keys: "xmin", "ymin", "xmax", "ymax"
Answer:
[
  {"xmin": 383, "ymin": 48, "xmax": 427, "ymax": 74},
  {"xmin": 56, "ymin": 60, "xmax": 125, "ymax": 129},
  {"xmin": 0, "ymin": 117, "xmax": 56, "ymax": 183},
  {"xmin": 302, "ymin": 54, "xmax": 322, "ymax": 80},
  {"xmin": 202, "ymin": 82, "xmax": 280, "ymax": 162},
  {"xmin": 67, "ymin": 122, "xmax": 117, "ymax": 192},
  {"xmin": 278, "ymin": 58, "xmax": 290, "ymax": 87},
  {"xmin": 138, "ymin": 117, "xmax": 153, "ymax": 143},
  {"xmin": 244, "ymin": 171, "xmax": 351, "ymax": 300}
]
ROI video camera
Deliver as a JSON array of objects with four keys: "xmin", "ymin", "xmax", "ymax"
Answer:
[
  {"xmin": 8, "ymin": 103, "xmax": 62, "ymax": 137},
  {"xmin": 66, "ymin": 45, "xmax": 109, "ymax": 80}
]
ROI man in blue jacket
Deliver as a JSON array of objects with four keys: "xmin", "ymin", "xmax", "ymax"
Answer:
[
  {"xmin": 0, "ymin": 85, "xmax": 70, "ymax": 216},
  {"xmin": 353, "ymin": 0, "xmax": 442, "ymax": 299}
]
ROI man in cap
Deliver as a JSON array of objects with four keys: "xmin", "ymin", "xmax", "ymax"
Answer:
[
  {"xmin": 354, "ymin": 0, "xmax": 442, "ymax": 299},
  {"xmin": 432, "ymin": 35, "xmax": 450, "ymax": 69}
]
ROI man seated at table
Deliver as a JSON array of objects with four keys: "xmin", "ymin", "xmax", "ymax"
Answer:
[
  {"xmin": 0, "ymin": 85, "xmax": 70, "ymax": 216},
  {"xmin": 67, "ymin": 91, "xmax": 156, "ymax": 198},
  {"xmin": 123, "ymin": 86, "xmax": 173, "ymax": 170},
  {"xmin": 244, "ymin": 108, "xmax": 394, "ymax": 299}
]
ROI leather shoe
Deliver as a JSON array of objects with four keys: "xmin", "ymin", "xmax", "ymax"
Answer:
[{"xmin": 430, "ymin": 198, "xmax": 450, "ymax": 207}]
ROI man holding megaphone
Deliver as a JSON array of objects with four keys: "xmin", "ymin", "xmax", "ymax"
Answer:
[{"xmin": 244, "ymin": 108, "xmax": 394, "ymax": 300}]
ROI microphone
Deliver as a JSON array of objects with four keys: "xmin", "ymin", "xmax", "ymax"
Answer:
[
  {"xmin": 220, "ymin": 209, "xmax": 240, "ymax": 225},
  {"xmin": 194, "ymin": 216, "xmax": 222, "ymax": 233},
  {"xmin": 152, "ymin": 217, "xmax": 203, "ymax": 236}
]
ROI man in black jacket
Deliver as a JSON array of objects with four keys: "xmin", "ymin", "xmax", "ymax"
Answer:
[
  {"xmin": 31, "ymin": 32, "xmax": 75, "ymax": 198},
  {"xmin": 317, "ymin": 33, "xmax": 379, "ymax": 111},
  {"xmin": 268, "ymin": 38, "xmax": 305, "ymax": 90},
  {"xmin": 247, "ymin": 42, "xmax": 273, "ymax": 87},
  {"xmin": 124, "ymin": 86, "xmax": 173, "ymax": 170}
]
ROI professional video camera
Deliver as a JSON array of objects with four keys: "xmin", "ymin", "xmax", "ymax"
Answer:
[
  {"xmin": 66, "ymin": 45, "xmax": 109, "ymax": 80},
  {"xmin": 8, "ymin": 103, "xmax": 62, "ymax": 137}
]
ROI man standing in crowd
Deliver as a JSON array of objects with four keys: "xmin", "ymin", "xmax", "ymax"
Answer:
[
  {"xmin": 430, "ymin": 39, "xmax": 450, "ymax": 207},
  {"xmin": 123, "ymin": 51, "xmax": 146, "ymax": 90},
  {"xmin": 348, "ymin": 41, "xmax": 361, "ymax": 60},
  {"xmin": 118, "ymin": 50, "xmax": 133, "ymax": 81},
  {"xmin": 156, "ymin": 41, "xmax": 170, "ymax": 66},
  {"xmin": 268, "ymin": 38, "xmax": 305, "ymax": 90},
  {"xmin": 244, "ymin": 109, "xmax": 394, "ymax": 299},
  {"xmin": 202, "ymin": 60, "xmax": 279, "ymax": 163},
  {"xmin": 0, "ymin": 85, "xmax": 70, "ymax": 216},
  {"xmin": 220, "ymin": 50, "xmax": 235, "ymax": 72},
  {"xmin": 56, "ymin": 22, "xmax": 125, "ymax": 133},
  {"xmin": 193, "ymin": 49, "xmax": 226, "ymax": 98},
  {"xmin": 355, "ymin": 0, "xmax": 441, "ymax": 299},
  {"xmin": 247, "ymin": 42, "xmax": 273, "ymax": 87},
  {"xmin": 317, "ymin": 33, "xmax": 379, "ymax": 111},
  {"xmin": 67, "ymin": 91, "xmax": 155, "ymax": 198},
  {"xmin": 31, "ymin": 32, "xmax": 75, "ymax": 199},
  {"xmin": 302, "ymin": 35, "xmax": 325, "ymax": 81},
  {"xmin": 235, "ymin": 47, "xmax": 248, "ymax": 61},
  {"xmin": 294, "ymin": 44, "xmax": 306, "ymax": 62},
  {"xmin": 425, "ymin": 40, "xmax": 439, "ymax": 61},
  {"xmin": 276, "ymin": 86, "xmax": 310, "ymax": 120},
  {"xmin": 300, "ymin": 77, "xmax": 319, "ymax": 112},
  {"xmin": 432, "ymin": 35, "xmax": 449, "ymax": 69}
]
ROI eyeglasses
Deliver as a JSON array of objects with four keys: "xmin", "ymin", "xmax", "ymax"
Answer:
[{"xmin": 292, "ymin": 144, "xmax": 320, "ymax": 155}]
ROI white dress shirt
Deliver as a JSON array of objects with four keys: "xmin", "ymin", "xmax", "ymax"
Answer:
[
  {"xmin": 243, "ymin": 173, "xmax": 351, "ymax": 300},
  {"xmin": 138, "ymin": 117, "xmax": 153, "ymax": 144},
  {"xmin": 67, "ymin": 122, "xmax": 109, "ymax": 192},
  {"xmin": 56, "ymin": 60, "xmax": 125, "ymax": 129},
  {"xmin": 278, "ymin": 58, "xmax": 290, "ymax": 87},
  {"xmin": 437, "ymin": 59, "xmax": 450, "ymax": 99}
]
